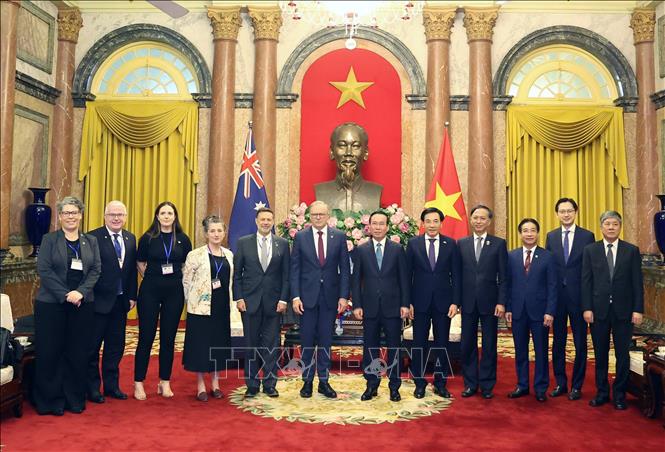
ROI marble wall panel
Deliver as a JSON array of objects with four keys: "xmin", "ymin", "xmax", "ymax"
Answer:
[{"xmin": 15, "ymin": 0, "xmax": 57, "ymax": 86}]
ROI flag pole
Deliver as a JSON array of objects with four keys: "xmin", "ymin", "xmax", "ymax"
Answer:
[{"xmin": 248, "ymin": 120, "xmax": 253, "ymax": 129}]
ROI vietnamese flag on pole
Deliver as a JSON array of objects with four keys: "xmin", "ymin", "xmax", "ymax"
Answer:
[{"xmin": 423, "ymin": 127, "xmax": 469, "ymax": 239}]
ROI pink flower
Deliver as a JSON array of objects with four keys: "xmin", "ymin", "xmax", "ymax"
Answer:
[
  {"xmin": 363, "ymin": 225, "xmax": 370, "ymax": 234},
  {"xmin": 288, "ymin": 228, "xmax": 297, "ymax": 238},
  {"xmin": 344, "ymin": 217, "xmax": 356, "ymax": 229},
  {"xmin": 346, "ymin": 240, "xmax": 354, "ymax": 252},
  {"xmin": 284, "ymin": 219, "xmax": 292, "ymax": 228},
  {"xmin": 390, "ymin": 235, "xmax": 401, "ymax": 243},
  {"xmin": 351, "ymin": 228, "xmax": 364, "ymax": 240},
  {"xmin": 390, "ymin": 211, "xmax": 405, "ymax": 225},
  {"xmin": 360, "ymin": 214, "xmax": 370, "ymax": 225},
  {"xmin": 294, "ymin": 202, "xmax": 307, "ymax": 216},
  {"xmin": 327, "ymin": 217, "xmax": 338, "ymax": 228},
  {"xmin": 357, "ymin": 237, "xmax": 370, "ymax": 246},
  {"xmin": 295, "ymin": 215, "xmax": 305, "ymax": 226},
  {"xmin": 399, "ymin": 222, "xmax": 410, "ymax": 233}
]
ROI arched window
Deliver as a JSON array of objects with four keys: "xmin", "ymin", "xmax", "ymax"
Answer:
[
  {"xmin": 91, "ymin": 42, "xmax": 198, "ymax": 99},
  {"xmin": 506, "ymin": 44, "xmax": 617, "ymax": 105}
]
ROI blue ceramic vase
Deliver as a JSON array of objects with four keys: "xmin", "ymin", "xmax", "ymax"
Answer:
[
  {"xmin": 25, "ymin": 187, "xmax": 51, "ymax": 257},
  {"xmin": 655, "ymin": 194, "xmax": 665, "ymax": 265}
]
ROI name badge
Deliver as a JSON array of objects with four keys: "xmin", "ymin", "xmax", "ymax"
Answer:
[
  {"xmin": 211, "ymin": 278, "xmax": 221, "ymax": 290},
  {"xmin": 161, "ymin": 263, "xmax": 174, "ymax": 275},
  {"xmin": 71, "ymin": 258, "xmax": 83, "ymax": 271}
]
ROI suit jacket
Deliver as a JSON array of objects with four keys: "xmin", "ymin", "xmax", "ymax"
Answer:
[
  {"xmin": 506, "ymin": 247, "xmax": 557, "ymax": 321},
  {"xmin": 36, "ymin": 229, "xmax": 101, "ymax": 304},
  {"xmin": 88, "ymin": 227, "xmax": 138, "ymax": 314},
  {"xmin": 351, "ymin": 239, "xmax": 410, "ymax": 319},
  {"xmin": 458, "ymin": 234, "xmax": 508, "ymax": 315},
  {"xmin": 233, "ymin": 233, "xmax": 290, "ymax": 315},
  {"xmin": 182, "ymin": 245, "xmax": 234, "ymax": 316},
  {"xmin": 581, "ymin": 239, "xmax": 644, "ymax": 321},
  {"xmin": 406, "ymin": 234, "xmax": 461, "ymax": 313},
  {"xmin": 290, "ymin": 227, "xmax": 351, "ymax": 310},
  {"xmin": 545, "ymin": 226, "xmax": 595, "ymax": 313}
]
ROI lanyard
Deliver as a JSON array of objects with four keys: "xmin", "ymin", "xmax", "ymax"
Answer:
[
  {"xmin": 67, "ymin": 242, "xmax": 81, "ymax": 259},
  {"xmin": 161, "ymin": 233, "xmax": 174, "ymax": 263},
  {"xmin": 208, "ymin": 246, "xmax": 224, "ymax": 280}
]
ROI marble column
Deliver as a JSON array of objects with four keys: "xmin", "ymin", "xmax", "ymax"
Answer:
[
  {"xmin": 630, "ymin": 8, "xmax": 658, "ymax": 254},
  {"xmin": 49, "ymin": 8, "xmax": 82, "ymax": 229},
  {"xmin": 207, "ymin": 7, "xmax": 241, "ymax": 221},
  {"xmin": 464, "ymin": 7, "xmax": 499, "ymax": 211},
  {"xmin": 0, "ymin": 0, "xmax": 21, "ymax": 258},
  {"xmin": 422, "ymin": 7, "xmax": 456, "ymax": 193},
  {"xmin": 249, "ymin": 6, "xmax": 282, "ymax": 209}
]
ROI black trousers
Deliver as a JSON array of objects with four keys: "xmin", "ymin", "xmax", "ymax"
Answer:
[
  {"xmin": 33, "ymin": 301, "xmax": 94, "ymax": 414},
  {"xmin": 134, "ymin": 276, "xmax": 184, "ymax": 381},
  {"xmin": 552, "ymin": 300, "xmax": 588, "ymax": 391},
  {"xmin": 242, "ymin": 306, "xmax": 281, "ymax": 390},
  {"xmin": 590, "ymin": 307, "xmax": 633, "ymax": 401},
  {"xmin": 411, "ymin": 306, "xmax": 452, "ymax": 389},
  {"xmin": 363, "ymin": 315, "xmax": 402, "ymax": 390},
  {"xmin": 88, "ymin": 298, "xmax": 127, "ymax": 394},
  {"xmin": 461, "ymin": 309, "xmax": 498, "ymax": 392}
]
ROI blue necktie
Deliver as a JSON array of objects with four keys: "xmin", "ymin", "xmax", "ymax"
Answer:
[
  {"xmin": 563, "ymin": 230, "xmax": 570, "ymax": 264},
  {"xmin": 113, "ymin": 234, "xmax": 123, "ymax": 294},
  {"xmin": 428, "ymin": 238, "xmax": 436, "ymax": 271},
  {"xmin": 375, "ymin": 243, "xmax": 383, "ymax": 270}
]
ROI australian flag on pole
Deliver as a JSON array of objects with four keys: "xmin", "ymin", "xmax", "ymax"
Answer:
[{"xmin": 227, "ymin": 122, "xmax": 270, "ymax": 252}]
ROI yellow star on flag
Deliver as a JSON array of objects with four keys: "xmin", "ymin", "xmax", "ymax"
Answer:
[
  {"xmin": 329, "ymin": 67, "xmax": 374, "ymax": 109},
  {"xmin": 424, "ymin": 183, "xmax": 463, "ymax": 221}
]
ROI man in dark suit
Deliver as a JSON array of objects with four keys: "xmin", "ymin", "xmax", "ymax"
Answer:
[
  {"xmin": 545, "ymin": 198, "xmax": 595, "ymax": 401},
  {"xmin": 406, "ymin": 207, "xmax": 461, "ymax": 399},
  {"xmin": 291, "ymin": 201, "xmax": 351, "ymax": 398},
  {"xmin": 352, "ymin": 210, "xmax": 410, "ymax": 402},
  {"xmin": 458, "ymin": 205, "xmax": 508, "ymax": 399},
  {"xmin": 506, "ymin": 218, "xmax": 557, "ymax": 402},
  {"xmin": 87, "ymin": 200, "xmax": 137, "ymax": 402},
  {"xmin": 234, "ymin": 207, "xmax": 290, "ymax": 398},
  {"xmin": 582, "ymin": 210, "xmax": 644, "ymax": 410}
]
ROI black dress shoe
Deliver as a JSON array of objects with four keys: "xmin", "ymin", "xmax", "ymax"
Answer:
[
  {"xmin": 536, "ymin": 392, "xmax": 547, "ymax": 402},
  {"xmin": 300, "ymin": 382, "xmax": 313, "ymax": 398},
  {"xmin": 589, "ymin": 396, "xmax": 609, "ymax": 407},
  {"xmin": 461, "ymin": 387, "xmax": 477, "ymax": 398},
  {"xmin": 614, "ymin": 400, "xmax": 627, "ymax": 410},
  {"xmin": 568, "ymin": 388, "xmax": 582, "ymax": 401},
  {"xmin": 88, "ymin": 392, "xmax": 105, "ymax": 404},
  {"xmin": 104, "ymin": 389, "xmax": 128, "ymax": 400},
  {"xmin": 67, "ymin": 406, "xmax": 85, "ymax": 414},
  {"xmin": 263, "ymin": 387, "xmax": 279, "ymax": 398},
  {"xmin": 413, "ymin": 387, "xmax": 426, "ymax": 399},
  {"xmin": 318, "ymin": 381, "xmax": 337, "ymax": 399},
  {"xmin": 245, "ymin": 387, "xmax": 259, "ymax": 398},
  {"xmin": 52, "ymin": 409, "xmax": 64, "ymax": 416},
  {"xmin": 390, "ymin": 389, "xmax": 401, "ymax": 402},
  {"xmin": 361, "ymin": 386, "xmax": 378, "ymax": 401},
  {"xmin": 433, "ymin": 387, "xmax": 451, "ymax": 398},
  {"xmin": 481, "ymin": 391, "xmax": 494, "ymax": 399},
  {"xmin": 508, "ymin": 387, "xmax": 530, "ymax": 398},
  {"xmin": 549, "ymin": 385, "xmax": 567, "ymax": 398}
]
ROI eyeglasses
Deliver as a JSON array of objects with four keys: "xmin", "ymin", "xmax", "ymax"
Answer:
[
  {"xmin": 310, "ymin": 213, "xmax": 328, "ymax": 218},
  {"xmin": 60, "ymin": 211, "xmax": 80, "ymax": 217},
  {"xmin": 557, "ymin": 209, "xmax": 576, "ymax": 214},
  {"xmin": 105, "ymin": 213, "xmax": 126, "ymax": 218}
]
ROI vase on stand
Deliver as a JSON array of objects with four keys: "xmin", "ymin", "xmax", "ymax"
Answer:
[
  {"xmin": 25, "ymin": 187, "xmax": 51, "ymax": 257},
  {"xmin": 655, "ymin": 194, "xmax": 665, "ymax": 265}
]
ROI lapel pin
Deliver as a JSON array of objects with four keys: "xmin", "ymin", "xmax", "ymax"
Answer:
[
  {"xmin": 487, "ymin": 241, "xmax": 491, "ymax": 245},
  {"xmin": 443, "ymin": 240, "xmax": 447, "ymax": 244}
]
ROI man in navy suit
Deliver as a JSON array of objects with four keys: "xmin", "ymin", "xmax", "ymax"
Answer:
[
  {"xmin": 458, "ymin": 205, "xmax": 508, "ymax": 399},
  {"xmin": 291, "ymin": 201, "xmax": 350, "ymax": 398},
  {"xmin": 87, "ymin": 201, "xmax": 137, "ymax": 402},
  {"xmin": 352, "ymin": 210, "xmax": 410, "ymax": 402},
  {"xmin": 406, "ymin": 207, "xmax": 461, "ymax": 399},
  {"xmin": 506, "ymin": 218, "xmax": 557, "ymax": 402},
  {"xmin": 582, "ymin": 211, "xmax": 644, "ymax": 410},
  {"xmin": 545, "ymin": 198, "xmax": 595, "ymax": 401}
]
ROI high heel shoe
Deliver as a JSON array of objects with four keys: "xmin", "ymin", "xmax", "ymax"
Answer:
[
  {"xmin": 134, "ymin": 382, "xmax": 147, "ymax": 401},
  {"xmin": 157, "ymin": 381, "xmax": 174, "ymax": 398}
]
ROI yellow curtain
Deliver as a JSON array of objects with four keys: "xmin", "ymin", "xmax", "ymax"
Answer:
[
  {"xmin": 506, "ymin": 105, "xmax": 628, "ymax": 249},
  {"xmin": 79, "ymin": 100, "xmax": 199, "ymax": 319}
]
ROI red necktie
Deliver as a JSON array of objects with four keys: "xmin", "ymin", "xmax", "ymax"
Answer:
[
  {"xmin": 317, "ymin": 230, "xmax": 325, "ymax": 267},
  {"xmin": 524, "ymin": 249, "xmax": 532, "ymax": 274}
]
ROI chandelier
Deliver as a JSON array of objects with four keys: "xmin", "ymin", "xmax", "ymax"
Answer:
[{"xmin": 279, "ymin": 1, "xmax": 425, "ymax": 49}]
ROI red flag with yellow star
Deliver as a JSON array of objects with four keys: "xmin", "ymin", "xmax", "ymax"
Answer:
[{"xmin": 424, "ymin": 128, "xmax": 469, "ymax": 239}]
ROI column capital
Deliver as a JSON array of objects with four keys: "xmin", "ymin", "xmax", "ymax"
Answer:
[
  {"xmin": 630, "ymin": 8, "xmax": 656, "ymax": 44},
  {"xmin": 422, "ymin": 6, "xmax": 456, "ymax": 42},
  {"xmin": 207, "ymin": 6, "xmax": 242, "ymax": 41},
  {"xmin": 463, "ymin": 7, "xmax": 499, "ymax": 42},
  {"xmin": 57, "ymin": 8, "xmax": 83, "ymax": 43},
  {"xmin": 248, "ymin": 5, "xmax": 282, "ymax": 41}
]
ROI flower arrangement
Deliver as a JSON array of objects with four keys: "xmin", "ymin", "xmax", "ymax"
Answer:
[{"xmin": 277, "ymin": 202, "xmax": 419, "ymax": 252}]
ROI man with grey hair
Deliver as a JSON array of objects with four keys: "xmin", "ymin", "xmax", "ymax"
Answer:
[
  {"xmin": 582, "ymin": 210, "xmax": 643, "ymax": 411},
  {"xmin": 87, "ymin": 200, "xmax": 138, "ymax": 402}
]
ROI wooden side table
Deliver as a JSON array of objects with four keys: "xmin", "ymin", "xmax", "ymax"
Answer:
[{"xmin": 645, "ymin": 353, "xmax": 665, "ymax": 426}]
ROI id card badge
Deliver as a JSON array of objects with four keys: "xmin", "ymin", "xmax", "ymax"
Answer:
[
  {"xmin": 161, "ymin": 263, "xmax": 174, "ymax": 275},
  {"xmin": 70, "ymin": 258, "xmax": 83, "ymax": 271},
  {"xmin": 211, "ymin": 278, "xmax": 222, "ymax": 290}
]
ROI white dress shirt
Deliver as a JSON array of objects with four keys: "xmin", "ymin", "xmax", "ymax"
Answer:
[
  {"xmin": 602, "ymin": 238, "xmax": 618, "ymax": 267},
  {"xmin": 106, "ymin": 226, "xmax": 125, "ymax": 268},
  {"xmin": 424, "ymin": 234, "xmax": 439, "ymax": 262},
  {"xmin": 523, "ymin": 246, "xmax": 537, "ymax": 265},
  {"xmin": 256, "ymin": 233, "xmax": 273, "ymax": 263},
  {"xmin": 561, "ymin": 224, "xmax": 576, "ymax": 254},
  {"xmin": 312, "ymin": 226, "xmax": 328, "ymax": 259}
]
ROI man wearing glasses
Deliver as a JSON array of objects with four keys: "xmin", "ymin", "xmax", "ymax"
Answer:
[{"xmin": 86, "ymin": 201, "xmax": 138, "ymax": 402}]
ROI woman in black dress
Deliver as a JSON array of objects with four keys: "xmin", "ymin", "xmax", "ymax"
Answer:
[
  {"xmin": 134, "ymin": 201, "xmax": 192, "ymax": 400},
  {"xmin": 182, "ymin": 215, "xmax": 233, "ymax": 401}
]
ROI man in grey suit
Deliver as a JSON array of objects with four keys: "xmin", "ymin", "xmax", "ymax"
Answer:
[{"xmin": 234, "ymin": 208, "xmax": 290, "ymax": 398}]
